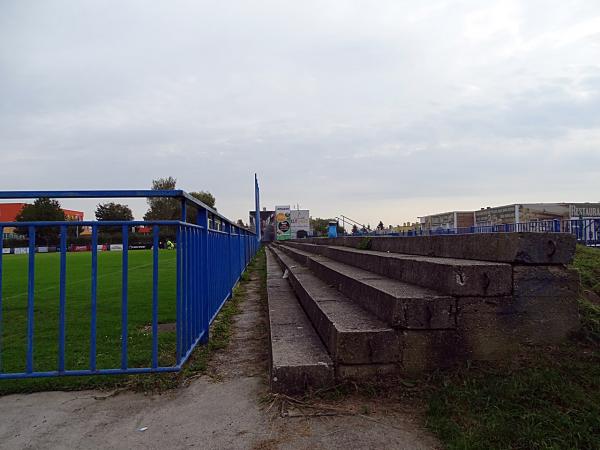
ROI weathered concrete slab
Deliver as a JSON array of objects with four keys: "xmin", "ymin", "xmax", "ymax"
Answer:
[
  {"xmin": 457, "ymin": 290, "xmax": 580, "ymax": 348},
  {"xmin": 337, "ymin": 363, "xmax": 402, "ymax": 381},
  {"xmin": 401, "ymin": 330, "xmax": 465, "ymax": 373},
  {"xmin": 281, "ymin": 241, "xmax": 512, "ymax": 297},
  {"xmin": 275, "ymin": 244, "xmax": 457, "ymax": 329},
  {"xmin": 266, "ymin": 249, "xmax": 334, "ymax": 394},
  {"xmin": 513, "ymin": 265, "xmax": 580, "ymax": 298},
  {"xmin": 299, "ymin": 232, "xmax": 577, "ymax": 264},
  {"xmin": 270, "ymin": 246, "xmax": 401, "ymax": 365},
  {"xmin": 455, "ymin": 296, "xmax": 520, "ymax": 360},
  {"xmin": 511, "ymin": 265, "xmax": 580, "ymax": 343}
]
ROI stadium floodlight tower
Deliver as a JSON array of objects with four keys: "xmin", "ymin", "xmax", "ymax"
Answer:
[{"xmin": 255, "ymin": 173, "xmax": 261, "ymax": 243}]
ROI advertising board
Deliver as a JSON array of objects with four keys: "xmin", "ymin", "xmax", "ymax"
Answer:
[
  {"xmin": 290, "ymin": 210, "xmax": 310, "ymax": 239},
  {"xmin": 275, "ymin": 205, "xmax": 291, "ymax": 241}
]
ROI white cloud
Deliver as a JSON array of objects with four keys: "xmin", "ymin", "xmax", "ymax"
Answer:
[{"xmin": 0, "ymin": 0, "xmax": 599, "ymax": 224}]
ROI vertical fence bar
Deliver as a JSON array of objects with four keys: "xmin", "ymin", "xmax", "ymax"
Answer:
[
  {"xmin": 58, "ymin": 225, "xmax": 67, "ymax": 373},
  {"xmin": 185, "ymin": 227, "xmax": 191, "ymax": 352},
  {"xmin": 176, "ymin": 225, "xmax": 182, "ymax": 364},
  {"xmin": 121, "ymin": 225, "xmax": 129, "ymax": 370},
  {"xmin": 196, "ymin": 228, "xmax": 201, "ymax": 341},
  {"xmin": 228, "ymin": 225, "xmax": 233, "ymax": 292},
  {"xmin": 190, "ymin": 228, "xmax": 196, "ymax": 343},
  {"xmin": 181, "ymin": 227, "xmax": 186, "ymax": 358},
  {"xmin": 182, "ymin": 197, "xmax": 189, "ymax": 354},
  {"xmin": 0, "ymin": 226, "xmax": 3, "ymax": 372},
  {"xmin": 188, "ymin": 227, "xmax": 194, "ymax": 347},
  {"xmin": 152, "ymin": 225, "xmax": 159, "ymax": 369},
  {"xmin": 26, "ymin": 226, "xmax": 36, "ymax": 373},
  {"xmin": 198, "ymin": 209, "xmax": 209, "ymax": 343},
  {"xmin": 189, "ymin": 227, "xmax": 193, "ymax": 349},
  {"xmin": 181, "ymin": 198, "xmax": 187, "ymax": 222},
  {"xmin": 90, "ymin": 225, "xmax": 98, "ymax": 371}
]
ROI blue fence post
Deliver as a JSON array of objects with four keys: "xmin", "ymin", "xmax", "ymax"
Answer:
[
  {"xmin": 152, "ymin": 225, "xmax": 159, "ymax": 369},
  {"xmin": 90, "ymin": 225, "xmax": 98, "ymax": 372},
  {"xmin": 176, "ymin": 224, "xmax": 182, "ymax": 364},
  {"xmin": 197, "ymin": 207, "xmax": 209, "ymax": 344},
  {"xmin": 225, "ymin": 222, "xmax": 233, "ymax": 299},
  {"xmin": 255, "ymin": 174, "xmax": 261, "ymax": 243},
  {"xmin": 0, "ymin": 226, "xmax": 3, "ymax": 372},
  {"xmin": 121, "ymin": 225, "xmax": 129, "ymax": 370},
  {"xmin": 26, "ymin": 226, "xmax": 35, "ymax": 373},
  {"xmin": 58, "ymin": 225, "xmax": 67, "ymax": 373},
  {"xmin": 181, "ymin": 198, "xmax": 187, "ymax": 223}
]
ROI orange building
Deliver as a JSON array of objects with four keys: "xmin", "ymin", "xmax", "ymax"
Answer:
[{"xmin": 0, "ymin": 203, "xmax": 84, "ymax": 238}]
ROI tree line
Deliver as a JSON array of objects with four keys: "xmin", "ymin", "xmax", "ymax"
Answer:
[{"xmin": 10, "ymin": 177, "xmax": 220, "ymax": 244}]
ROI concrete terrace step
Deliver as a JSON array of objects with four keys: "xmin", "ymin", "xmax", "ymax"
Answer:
[
  {"xmin": 273, "ymin": 243, "xmax": 457, "ymax": 329},
  {"xmin": 300, "ymin": 233, "xmax": 576, "ymax": 264},
  {"xmin": 270, "ymin": 246, "xmax": 401, "ymax": 365},
  {"xmin": 280, "ymin": 241, "xmax": 512, "ymax": 297},
  {"xmin": 265, "ymin": 249, "xmax": 334, "ymax": 394}
]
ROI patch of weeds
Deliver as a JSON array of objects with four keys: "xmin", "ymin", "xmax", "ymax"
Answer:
[
  {"xmin": 572, "ymin": 245, "xmax": 600, "ymax": 296},
  {"xmin": 356, "ymin": 237, "xmax": 372, "ymax": 250},
  {"xmin": 426, "ymin": 346, "xmax": 600, "ymax": 450},
  {"xmin": 576, "ymin": 297, "xmax": 600, "ymax": 345},
  {"xmin": 425, "ymin": 244, "xmax": 600, "ymax": 449}
]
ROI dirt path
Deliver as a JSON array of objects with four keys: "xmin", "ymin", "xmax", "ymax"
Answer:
[{"xmin": 0, "ymin": 270, "xmax": 440, "ymax": 450}]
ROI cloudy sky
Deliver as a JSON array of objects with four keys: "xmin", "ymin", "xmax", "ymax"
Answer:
[{"xmin": 1, "ymin": 0, "xmax": 599, "ymax": 226}]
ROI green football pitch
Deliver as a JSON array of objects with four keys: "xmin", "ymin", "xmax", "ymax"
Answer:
[{"xmin": 0, "ymin": 250, "xmax": 178, "ymax": 375}]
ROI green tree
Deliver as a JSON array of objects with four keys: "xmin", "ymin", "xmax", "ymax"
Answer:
[
  {"xmin": 95, "ymin": 202, "xmax": 134, "ymax": 234},
  {"xmin": 143, "ymin": 177, "xmax": 218, "ymax": 227},
  {"xmin": 190, "ymin": 191, "xmax": 216, "ymax": 210},
  {"xmin": 310, "ymin": 217, "xmax": 329, "ymax": 236},
  {"xmin": 309, "ymin": 217, "xmax": 343, "ymax": 236},
  {"xmin": 143, "ymin": 176, "xmax": 179, "ymax": 220},
  {"xmin": 95, "ymin": 202, "xmax": 134, "ymax": 221},
  {"xmin": 15, "ymin": 198, "xmax": 66, "ymax": 244},
  {"xmin": 187, "ymin": 191, "xmax": 217, "ymax": 223}
]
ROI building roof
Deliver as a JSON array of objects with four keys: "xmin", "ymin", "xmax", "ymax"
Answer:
[
  {"xmin": 419, "ymin": 210, "xmax": 474, "ymax": 219},
  {"xmin": 0, "ymin": 202, "xmax": 84, "ymax": 222},
  {"xmin": 0, "ymin": 203, "xmax": 26, "ymax": 222}
]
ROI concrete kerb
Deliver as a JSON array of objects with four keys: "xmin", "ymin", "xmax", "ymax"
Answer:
[{"xmin": 265, "ymin": 249, "xmax": 334, "ymax": 394}]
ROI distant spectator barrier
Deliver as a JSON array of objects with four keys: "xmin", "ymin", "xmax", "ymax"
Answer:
[{"xmin": 347, "ymin": 218, "xmax": 600, "ymax": 246}]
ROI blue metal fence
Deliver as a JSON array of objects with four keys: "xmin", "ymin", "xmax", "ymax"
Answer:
[
  {"xmin": 361, "ymin": 218, "xmax": 600, "ymax": 246},
  {"xmin": 0, "ymin": 189, "xmax": 260, "ymax": 379}
]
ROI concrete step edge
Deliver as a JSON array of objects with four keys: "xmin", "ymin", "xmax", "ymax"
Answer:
[
  {"xmin": 270, "ymin": 246, "xmax": 401, "ymax": 365},
  {"xmin": 279, "ymin": 241, "xmax": 512, "ymax": 297},
  {"xmin": 274, "ymin": 243, "xmax": 458, "ymax": 329},
  {"xmin": 266, "ymin": 248, "xmax": 334, "ymax": 394}
]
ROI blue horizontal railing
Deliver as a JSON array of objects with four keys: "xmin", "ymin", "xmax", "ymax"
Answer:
[
  {"xmin": 0, "ymin": 189, "xmax": 260, "ymax": 379},
  {"xmin": 345, "ymin": 218, "xmax": 600, "ymax": 246}
]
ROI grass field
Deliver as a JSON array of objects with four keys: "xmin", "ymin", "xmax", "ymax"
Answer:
[
  {"xmin": 0, "ymin": 249, "xmax": 180, "ymax": 390},
  {"xmin": 0, "ymin": 248, "xmax": 265, "ymax": 395}
]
